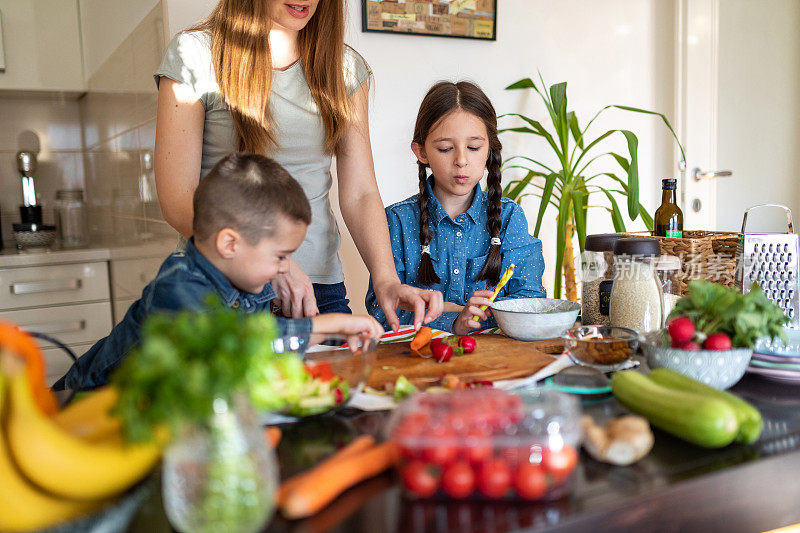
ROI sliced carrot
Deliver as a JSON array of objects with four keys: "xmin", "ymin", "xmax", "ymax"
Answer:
[
  {"xmin": 264, "ymin": 426, "xmax": 282, "ymax": 448},
  {"xmin": 0, "ymin": 321, "xmax": 58, "ymax": 416},
  {"xmin": 409, "ymin": 326, "xmax": 432, "ymax": 354},
  {"xmin": 280, "ymin": 441, "xmax": 398, "ymax": 519},
  {"xmin": 277, "ymin": 435, "xmax": 375, "ymax": 506}
]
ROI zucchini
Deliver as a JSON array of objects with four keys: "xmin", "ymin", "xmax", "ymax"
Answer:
[
  {"xmin": 648, "ymin": 368, "xmax": 763, "ymax": 444},
  {"xmin": 611, "ymin": 370, "xmax": 739, "ymax": 448}
]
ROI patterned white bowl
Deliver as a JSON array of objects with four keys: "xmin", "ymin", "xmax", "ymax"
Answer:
[{"xmin": 642, "ymin": 331, "xmax": 752, "ymax": 389}]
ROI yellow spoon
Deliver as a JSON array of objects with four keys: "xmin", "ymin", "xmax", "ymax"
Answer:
[{"xmin": 473, "ymin": 263, "xmax": 515, "ymax": 322}]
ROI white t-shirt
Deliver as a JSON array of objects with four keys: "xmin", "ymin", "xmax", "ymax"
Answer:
[{"xmin": 155, "ymin": 30, "xmax": 372, "ymax": 284}]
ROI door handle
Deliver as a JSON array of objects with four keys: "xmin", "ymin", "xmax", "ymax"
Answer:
[
  {"xmin": 693, "ymin": 168, "xmax": 733, "ymax": 182},
  {"xmin": 10, "ymin": 279, "xmax": 82, "ymax": 295},
  {"xmin": 26, "ymin": 320, "xmax": 86, "ymax": 335}
]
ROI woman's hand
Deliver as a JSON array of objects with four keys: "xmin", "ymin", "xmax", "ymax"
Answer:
[
  {"xmin": 374, "ymin": 281, "xmax": 444, "ymax": 332},
  {"xmin": 271, "ymin": 257, "xmax": 319, "ymax": 318},
  {"xmin": 452, "ymin": 290, "xmax": 495, "ymax": 336}
]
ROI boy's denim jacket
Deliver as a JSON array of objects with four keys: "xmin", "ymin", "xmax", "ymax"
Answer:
[{"xmin": 54, "ymin": 238, "xmax": 312, "ymax": 391}]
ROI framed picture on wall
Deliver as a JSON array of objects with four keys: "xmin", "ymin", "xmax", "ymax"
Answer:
[{"xmin": 362, "ymin": 0, "xmax": 497, "ymax": 41}]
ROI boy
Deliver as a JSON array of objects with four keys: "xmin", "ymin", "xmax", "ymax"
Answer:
[{"xmin": 55, "ymin": 153, "xmax": 383, "ymax": 391}]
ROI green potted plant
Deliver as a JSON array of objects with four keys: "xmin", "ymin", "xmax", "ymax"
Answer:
[{"xmin": 500, "ymin": 75, "xmax": 686, "ymax": 300}]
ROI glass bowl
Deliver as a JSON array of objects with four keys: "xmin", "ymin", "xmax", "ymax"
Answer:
[
  {"xmin": 562, "ymin": 325, "xmax": 641, "ymax": 372},
  {"xmin": 250, "ymin": 334, "xmax": 377, "ymax": 420}
]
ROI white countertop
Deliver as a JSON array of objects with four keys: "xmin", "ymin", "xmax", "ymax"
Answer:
[{"xmin": 0, "ymin": 238, "xmax": 177, "ymax": 268}]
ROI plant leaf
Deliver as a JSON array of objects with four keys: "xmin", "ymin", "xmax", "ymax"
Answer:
[
  {"xmin": 505, "ymin": 78, "xmax": 537, "ymax": 90},
  {"xmin": 500, "ymin": 114, "xmax": 562, "ymax": 157},
  {"xmin": 610, "ymin": 152, "xmax": 630, "ymax": 172},
  {"xmin": 534, "ymin": 173, "xmax": 559, "ymax": 237},
  {"xmin": 505, "ymin": 170, "xmax": 539, "ymax": 201},
  {"xmin": 610, "ymin": 105, "xmax": 686, "ymax": 168},
  {"xmin": 620, "ymin": 130, "xmax": 639, "ymax": 219},
  {"xmin": 571, "ymin": 188, "xmax": 587, "ymax": 252},
  {"xmin": 602, "ymin": 189, "xmax": 627, "ymax": 232},
  {"xmin": 639, "ymin": 203, "xmax": 654, "ymax": 232},
  {"xmin": 567, "ymin": 111, "xmax": 584, "ymax": 149}
]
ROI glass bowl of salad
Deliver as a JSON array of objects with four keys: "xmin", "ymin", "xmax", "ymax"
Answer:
[{"xmin": 250, "ymin": 334, "xmax": 378, "ymax": 419}]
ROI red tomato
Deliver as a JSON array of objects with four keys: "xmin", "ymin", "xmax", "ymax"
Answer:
[
  {"xmin": 514, "ymin": 463, "xmax": 547, "ymax": 500},
  {"xmin": 542, "ymin": 445, "xmax": 578, "ymax": 484},
  {"xmin": 478, "ymin": 459, "xmax": 512, "ymax": 498},
  {"xmin": 304, "ymin": 361, "xmax": 336, "ymax": 381},
  {"xmin": 402, "ymin": 461, "xmax": 440, "ymax": 497},
  {"xmin": 462, "ymin": 427, "xmax": 493, "ymax": 465},
  {"xmin": 441, "ymin": 461, "xmax": 476, "ymax": 498},
  {"xmin": 422, "ymin": 426, "xmax": 459, "ymax": 466}
]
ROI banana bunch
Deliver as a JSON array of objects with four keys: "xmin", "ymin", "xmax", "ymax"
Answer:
[{"xmin": 0, "ymin": 370, "xmax": 162, "ymax": 532}]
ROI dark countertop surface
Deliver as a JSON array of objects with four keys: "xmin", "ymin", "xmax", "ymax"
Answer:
[{"xmin": 128, "ymin": 370, "xmax": 800, "ymax": 533}]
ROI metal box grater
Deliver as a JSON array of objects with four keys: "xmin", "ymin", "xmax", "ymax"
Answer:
[{"xmin": 736, "ymin": 204, "xmax": 800, "ymax": 327}]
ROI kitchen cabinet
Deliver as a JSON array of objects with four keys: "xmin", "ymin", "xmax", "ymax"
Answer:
[
  {"xmin": 109, "ymin": 255, "xmax": 164, "ymax": 325},
  {"xmin": 0, "ymin": 0, "xmax": 84, "ymax": 93},
  {"xmin": 0, "ymin": 261, "xmax": 112, "ymax": 385}
]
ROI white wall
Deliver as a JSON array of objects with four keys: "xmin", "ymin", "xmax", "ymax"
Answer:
[
  {"xmin": 157, "ymin": 0, "xmax": 679, "ymax": 312},
  {"xmin": 715, "ymin": 0, "xmax": 800, "ymax": 233},
  {"xmin": 78, "ymin": 0, "xmax": 161, "ymax": 79}
]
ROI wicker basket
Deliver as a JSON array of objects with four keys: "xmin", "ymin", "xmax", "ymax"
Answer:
[{"xmin": 622, "ymin": 231, "xmax": 740, "ymax": 295}]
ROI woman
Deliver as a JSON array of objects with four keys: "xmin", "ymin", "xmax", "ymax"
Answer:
[{"xmin": 153, "ymin": 0, "xmax": 441, "ymax": 330}]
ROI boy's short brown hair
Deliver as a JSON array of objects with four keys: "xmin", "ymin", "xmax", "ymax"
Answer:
[{"xmin": 193, "ymin": 153, "xmax": 311, "ymax": 244}]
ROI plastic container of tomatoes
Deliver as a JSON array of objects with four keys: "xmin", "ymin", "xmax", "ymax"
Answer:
[{"xmin": 387, "ymin": 388, "xmax": 581, "ymax": 501}]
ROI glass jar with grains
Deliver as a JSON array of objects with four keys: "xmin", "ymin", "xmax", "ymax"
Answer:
[
  {"xmin": 581, "ymin": 234, "xmax": 624, "ymax": 326},
  {"xmin": 609, "ymin": 237, "xmax": 664, "ymax": 333}
]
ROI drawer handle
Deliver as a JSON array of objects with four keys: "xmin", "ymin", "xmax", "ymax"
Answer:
[
  {"xmin": 10, "ymin": 279, "xmax": 83, "ymax": 295},
  {"xmin": 25, "ymin": 320, "xmax": 86, "ymax": 335}
]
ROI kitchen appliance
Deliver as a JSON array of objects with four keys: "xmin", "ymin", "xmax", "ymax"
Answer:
[
  {"xmin": 17, "ymin": 151, "xmax": 42, "ymax": 225},
  {"xmin": 736, "ymin": 204, "xmax": 800, "ymax": 328}
]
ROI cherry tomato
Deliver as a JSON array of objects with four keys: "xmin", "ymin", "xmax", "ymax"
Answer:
[
  {"xmin": 462, "ymin": 427, "xmax": 493, "ymax": 465},
  {"xmin": 514, "ymin": 462, "xmax": 547, "ymax": 500},
  {"xmin": 441, "ymin": 461, "xmax": 476, "ymax": 498},
  {"xmin": 422, "ymin": 426, "xmax": 459, "ymax": 466},
  {"xmin": 458, "ymin": 335, "xmax": 477, "ymax": 353},
  {"xmin": 478, "ymin": 458, "xmax": 512, "ymax": 498},
  {"xmin": 542, "ymin": 445, "xmax": 578, "ymax": 484},
  {"xmin": 402, "ymin": 461, "xmax": 440, "ymax": 497}
]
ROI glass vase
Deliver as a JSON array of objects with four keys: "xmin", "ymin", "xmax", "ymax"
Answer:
[{"xmin": 162, "ymin": 396, "xmax": 278, "ymax": 533}]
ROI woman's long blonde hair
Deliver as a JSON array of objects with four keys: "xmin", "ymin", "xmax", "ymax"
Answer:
[{"xmin": 193, "ymin": 0, "xmax": 351, "ymax": 154}]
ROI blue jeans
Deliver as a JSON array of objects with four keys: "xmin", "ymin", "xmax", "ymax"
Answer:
[{"xmin": 313, "ymin": 282, "xmax": 351, "ymax": 314}]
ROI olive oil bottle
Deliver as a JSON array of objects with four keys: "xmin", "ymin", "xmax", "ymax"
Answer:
[{"xmin": 654, "ymin": 178, "xmax": 683, "ymax": 238}]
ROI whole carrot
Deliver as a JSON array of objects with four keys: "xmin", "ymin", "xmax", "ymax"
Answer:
[
  {"xmin": 277, "ymin": 435, "xmax": 375, "ymax": 506},
  {"xmin": 280, "ymin": 442, "xmax": 398, "ymax": 520}
]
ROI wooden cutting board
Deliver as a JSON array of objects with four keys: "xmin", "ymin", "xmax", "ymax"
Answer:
[{"xmin": 366, "ymin": 335, "xmax": 564, "ymax": 390}]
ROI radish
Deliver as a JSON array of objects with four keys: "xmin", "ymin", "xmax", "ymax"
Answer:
[
  {"xmin": 703, "ymin": 333, "xmax": 732, "ymax": 351},
  {"xmin": 668, "ymin": 316, "xmax": 695, "ymax": 346},
  {"xmin": 680, "ymin": 341, "xmax": 701, "ymax": 351}
]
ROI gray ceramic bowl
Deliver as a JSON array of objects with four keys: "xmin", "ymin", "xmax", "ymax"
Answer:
[
  {"xmin": 642, "ymin": 330, "xmax": 752, "ymax": 390},
  {"xmin": 490, "ymin": 298, "xmax": 580, "ymax": 341}
]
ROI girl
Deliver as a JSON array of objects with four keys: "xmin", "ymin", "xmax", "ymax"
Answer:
[
  {"xmin": 366, "ymin": 81, "xmax": 546, "ymax": 335},
  {"xmin": 154, "ymin": 0, "xmax": 442, "ymax": 330}
]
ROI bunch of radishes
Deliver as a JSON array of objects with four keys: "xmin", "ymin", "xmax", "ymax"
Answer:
[{"xmin": 667, "ymin": 316, "xmax": 732, "ymax": 351}]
